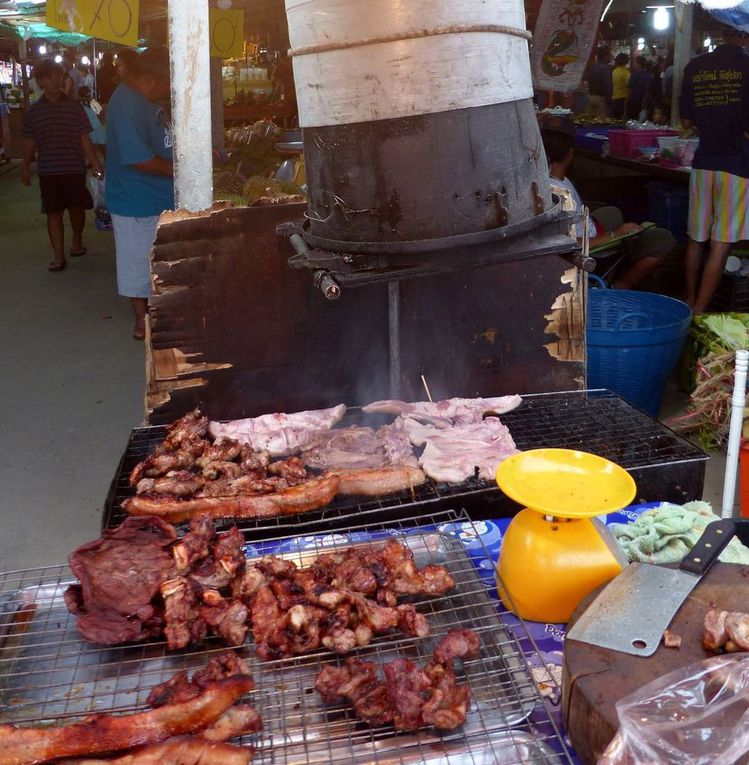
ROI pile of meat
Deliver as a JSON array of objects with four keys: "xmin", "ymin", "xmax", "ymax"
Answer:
[
  {"xmin": 212, "ymin": 395, "xmax": 522, "ymax": 486},
  {"xmin": 703, "ymin": 608, "xmax": 749, "ymax": 652},
  {"xmin": 65, "ymin": 514, "xmax": 454, "ymax": 659},
  {"xmin": 315, "ymin": 629, "xmax": 480, "ymax": 731},
  {"xmin": 123, "ymin": 409, "xmax": 426, "ymax": 523},
  {"xmin": 0, "ymin": 652, "xmax": 259, "ymax": 765}
]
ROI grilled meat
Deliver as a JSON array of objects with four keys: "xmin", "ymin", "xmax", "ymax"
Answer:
[
  {"xmin": 55, "ymin": 737, "xmax": 254, "ymax": 765},
  {"xmin": 315, "ymin": 629, "xmax": 479, "ymax": 732},
  {"xmin": 335, "ymin": 466, "xmax": 427, "ymax": 496},
  {"xmin": 0, "ymin": 676, "xmax": 254, "ymax": 765}
]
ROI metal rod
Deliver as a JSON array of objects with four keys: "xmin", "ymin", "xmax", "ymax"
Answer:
[
  {"xmin": 388, "ymin": 281, "xmax": 401, "ymax": 399},
  {"xmin": 421, "ymin": 374, "xmax": 433, "ymax": 402},
  {"xmin": 167, "ymin": 0, "xmax": 214, "ymax": 212},
  {"xmin": 722, "ymin": 349, "xmax": 748, "ymax": 518}
]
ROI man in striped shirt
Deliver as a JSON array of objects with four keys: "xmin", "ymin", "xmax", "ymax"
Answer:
[{"xmin": 21, "ymin": 59, "xmax": 103, "ymax": 272}]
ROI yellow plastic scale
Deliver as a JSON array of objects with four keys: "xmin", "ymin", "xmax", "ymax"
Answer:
[{"xmin": 495, "ymin": 449, "xmax": 636, "ymax": 623}]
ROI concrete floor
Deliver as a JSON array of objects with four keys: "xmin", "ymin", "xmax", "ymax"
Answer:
[
  {"xmin": 0, "ymin": 161, "xmax": 145, "ymax": 571},
  {"xmin": 0, "ymin": 160, "xmax": 736, "ymax": 572}
]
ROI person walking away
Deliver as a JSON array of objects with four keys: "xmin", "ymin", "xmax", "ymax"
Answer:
[
  {"xmin": 114, "ymin": 49, "xmax": 138, "ymax": 85},
  {"xmin": 627, "ymin": 56, "xmax": 654, "ymax": 120},
  {"xmin": 105, "ymin": 48, "xmax": 174, "ymax": 341},
  {"xmin": 96, "ymin": 50, "xmax": 118, "ymax": 105},
  {"xmin": 587, "ymin": 46, "xmax": 613, "ymax": 118},
  {"xmin": 611, "ymin": 53, "xmax": 630, "ymax": 119},
  {"xmin": 62, "ymin": 53, "xmax": 83, "ymax": 98},
  {"xmin": 78, "ymin": 86, "xmax": 106, "ymax": 160},
  {"xmin": 540, "ymin": 114, "xmax": 675, "ymax": 289},
  {"xmin": 20, "ymin": 59, "xmax": 103, "ymax": 272},
  {"xmin": 680, "ymin": 26, "xmax": 749, "ymax": 313}
]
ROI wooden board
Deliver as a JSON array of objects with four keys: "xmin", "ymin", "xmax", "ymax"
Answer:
[{"xmin": 562, "ymin": 562, "xmax": 749, "ymax": 765}]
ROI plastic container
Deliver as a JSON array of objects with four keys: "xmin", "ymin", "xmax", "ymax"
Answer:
[
  {"xmin": 657, "ymin": 136, "xmax": 700, "ymax": 167},
  {"xmin": 647, "ymin": 182, "xmax": 690, "ymax": 242},
  {"xmin": 587, "ymin": 288, "xmax": 692, "ymax": 416},
  {"xmin": 608, "ymin": 128, "xmax": 679, "ymax": 159},
  {"xmin": 576, "ymin": 127, "xmax": 611, "ymax": 156}
]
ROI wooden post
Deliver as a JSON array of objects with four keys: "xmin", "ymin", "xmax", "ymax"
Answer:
[
  {"xmin": 671, "ymin": 1, "xmax": 693, "ymax": 126},
  {"xmin": 167, "ymin": 0, "xmax": 214, "ymax": 211}
]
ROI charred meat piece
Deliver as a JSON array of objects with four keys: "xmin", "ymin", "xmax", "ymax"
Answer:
[
  {"xmin": 315, "ymin": 629, "xmax": 479, "ymax": 733},
  {"xmin": 200, "ymin": 705, "xmax": 262, "ymax": 742},
  {"xmin": 662, "ymin": 629, "xmax": 682, "ymax": 649},
  {"xmin": 65, "ymin": 517, "xmax": 177, "ymax": 645},
  {"xmin": 199, "ymin": 591, "xmax": 249, "ymax": 646},
  {"xmin": 0, "ymin": 675, "xmax": 253, "ymax": 765},
  {"xmin": 192, "ymin": 652, "xmax": 251, "ymax": 688},
  {"xmin": 703, "ymin": 608, "xmax": 730, "ymax": 651},
  {"xmin": 230, "ymin": 565, "xmax": 267, "ymax": 605},
  {"xmin": 54, "ymin": 736, "xmax": 254, "ymax": 765},
  {"xmin": 201, "ymin": 461, "xmax": 243, "ymax": 480},
  {"xmin": 433, "ymin": 629, "xmax": 481, "ymax": 664},
  {"xmin": 383, "ymin": 659, "xmax": 432, "ymax": 730},
  {"xmin": 725, "ymin": 612, "xmax": 749, "ymax": 651},
  {"xmin": 164, "ymin": 409, "xmax": 210, "ymax": 450},
  {"xmin": 195, "ymin": 438, "xmax": 242, "ymax": 469},
  {"xmin": 396, "ymin": 604, "xmax": 430, "ymax": 638},
  {"xmin": 173, "ymin": 515, "xmax": 216, "ymax": 573},
  {"xmin": 137, "ymin": 472, "xmax": 206, "ymax": 497},
  {"xmin": 335, "ymin": 466, "xmax": 427, "ymax": 497},
  {"xmin": 146, "ymin": 671, "xmax": 199, "ymax": 708},
  {"xmin": 161, "ymin": 577, "xmax": 206, "ymax": 650}
]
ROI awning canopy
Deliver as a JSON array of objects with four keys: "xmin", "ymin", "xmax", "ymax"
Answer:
[{"xmin": 707, "ymin": 2, "xmax": 749, "ymax": 32}]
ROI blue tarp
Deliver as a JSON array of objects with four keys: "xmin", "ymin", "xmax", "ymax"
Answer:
[{"xmin": 708, "ymin": 3, "xmax": 749, "ymax": 33}]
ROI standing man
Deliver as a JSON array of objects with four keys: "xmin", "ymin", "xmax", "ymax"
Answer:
[
  {"xmin": 105, "ymin": 48, "xmax": 174, "ymax": 341},
  {"xmin": 680, "ymin": 26, "xmax": 749, "ymax": 313},
  {"xmin": 627, "ymin": 56, "xmax": 654, "ymax": 120},
  {"xmin": 587, "ymin": 46, "xmax": 612, "ymax": 118},
  {"xmin": 20, "ymin": 58, "xmax": 103, "ymax": 272}
]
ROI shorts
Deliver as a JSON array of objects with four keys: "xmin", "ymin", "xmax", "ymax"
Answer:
[
  {"xmin": 111, "ymin": 213, "xmax": 160, "ymax": 299},
  {"xmin": 39, "ymin": 173, "xmax": 93, "ymax": 214},
  {"xmin": 688, "ymin": 169, "xmax": 749, "ymax": 244}
]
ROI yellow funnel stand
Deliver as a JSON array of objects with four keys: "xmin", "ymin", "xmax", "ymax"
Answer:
[{"xmin": 496, "ymin": 449, "xmax": 636, "ymax": 623}]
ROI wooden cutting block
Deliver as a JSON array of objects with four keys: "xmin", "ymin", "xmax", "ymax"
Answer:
[{"xmin": 562, "ymin": 562, "xmax": 749, "ymax": 765}]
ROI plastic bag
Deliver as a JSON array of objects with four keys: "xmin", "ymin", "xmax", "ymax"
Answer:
[
  {"xmin": 599, "ymin": 655, "xmax": 749, "ymax": 765},
  {"xmin": 88, "ymin": 174, "xmax": 112, "ymax": 231}
]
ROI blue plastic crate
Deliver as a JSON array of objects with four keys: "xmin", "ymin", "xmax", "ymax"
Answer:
[{"xmin": 647, "ymin": 182, "xmax": 689, "ymax": 243}]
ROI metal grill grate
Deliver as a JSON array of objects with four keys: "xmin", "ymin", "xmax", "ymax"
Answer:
[
  {"xmin": 102, "ymin": 389, "xmax": 706, "ymax": 532},
  {"xmin": 0, "ymin": 508, "xmax": 572, "ymax": 764}
]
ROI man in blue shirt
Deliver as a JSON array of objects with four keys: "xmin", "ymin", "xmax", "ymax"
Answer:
[
  {"xmin": 105, "ymin": 48, "xmax": 174, "ymax": 341},
  {"xmin": 680, "ymin": 26, "xmax": 749, "ymax": 313}
]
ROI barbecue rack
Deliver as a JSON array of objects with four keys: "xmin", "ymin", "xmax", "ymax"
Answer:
[
  {"xmin": 102, "ymin": 389, "xmax": 707, "ymax": 533},
  {"xmin": 0, "ymin": 508, "xmax": 572, "ymax": 765}
]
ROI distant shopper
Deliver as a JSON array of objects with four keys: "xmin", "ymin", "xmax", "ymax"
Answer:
[
  {"xmin": 114, "ymin": 48, "xmax": 139, "ymax": 84},
  {"xmin": 540, "ymin": 114, "xmax": 675, "ymax": 290},
  {"xmin": 20, "ymin": 59, "xmax": 103, "ymax": 272},
  {"xmin": 627, "ymin": 56, "xmax": 654, "ymax": 120},
  {"xmin": 96, "ymin": 50, "xmax": 118, "ymax": 104},
  {"xmin": 611, "ymin": 53, "xmax": 630, "ymax": 119},
  {"xmin": 78, "ymin": 86, "xmax": 106, "ymax": 158},
  {"xmin": 587, "ymin": 46, "xmax": 613, "ymax": 117},
  {"xmin": 680, "ymin": 27, "xmax": 749, "ymax": 313},
  {"xmin": 105, "ymin": 48, "xmax": 174, "ymax": 341},
  {"xmin": 62, "ymin": 53, "xmax": 83, "ymax": 97}
]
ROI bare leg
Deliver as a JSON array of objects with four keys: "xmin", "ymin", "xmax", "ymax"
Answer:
[
  {"xmin": 612, "ymin": 256, "xmax": 664, "ymax": 290},
  {"xmin": 130, "ymin": 297, "xmax": 148, "ymax": 340},
  {"xmin": 694, "ymin": 239, "xmax": 732, "ymax": 313},
  {"xmin": 69, "ymin": 208, "xmax": 85, "ymax": 253},
  {"xmin": 46, "ymin": 211, "xmax": 65, "ymax": 268},
  {"xmin": 684, "ymin": 238, "xmax": 704, "ymax": 308}
]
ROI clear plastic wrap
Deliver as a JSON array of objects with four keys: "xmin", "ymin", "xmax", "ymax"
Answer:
[{"xmin": 599, "ymin": 655, "xmax": 749, "ymax": 765}]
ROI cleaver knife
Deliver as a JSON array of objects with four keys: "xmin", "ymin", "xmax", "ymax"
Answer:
[{"xmin": 566, "ymin": 518, "xmax": 749, "ymax": 657}]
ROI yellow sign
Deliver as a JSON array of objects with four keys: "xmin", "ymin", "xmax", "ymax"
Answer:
[
  {"xmin": 46, "ymin": 0, "xmax": 140, "ymax": 49},
  {"xmin": 209, "ymin": 8, "xmax": 244, "ymax": 59}
]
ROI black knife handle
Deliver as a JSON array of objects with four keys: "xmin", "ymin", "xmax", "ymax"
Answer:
[{"xmin": 680, "ymin": 519, "xmax": 749, "ymax": 575}]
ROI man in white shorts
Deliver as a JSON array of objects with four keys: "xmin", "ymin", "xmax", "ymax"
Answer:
[{"xmin": 105, "ymin": 48, "xmax": 173, "ymax": 340}]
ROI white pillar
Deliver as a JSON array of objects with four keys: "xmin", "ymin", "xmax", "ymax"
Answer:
[
  {"xmin": 167, "ymin": 0, "xmax": 213, "ymax": 211},
  {"xmin": 671, "ymin": 1, "xmax": 693, "ymax": 126}
]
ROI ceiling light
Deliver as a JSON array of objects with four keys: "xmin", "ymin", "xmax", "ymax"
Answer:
[
  {"xmin": 54, "ymin": 54, "xmax": 63, "ymax": 63},
  {"xmin": 653, "ymin": 6, "xmax": 670, "ymax": 30},
  {"xmin": 38, "ymin": 44, "xmax": 46, "ymax": 54}
]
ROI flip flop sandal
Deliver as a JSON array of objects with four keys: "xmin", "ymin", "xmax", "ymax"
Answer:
[
  {"xmin": 48, "ymin": 261, "xmax": 67, "ymax": 272},
  {"xmin": 132, "ymin": 329, "xmax": 146, "ymax": 341},
  {"xmin": 70, "ymin": 247, "xmax": 87, "ymax": 257}
]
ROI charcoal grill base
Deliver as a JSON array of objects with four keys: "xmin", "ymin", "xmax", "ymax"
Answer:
[{"xmin": 103, "ymin": 390, "xmax": 707, "ymax": 533}]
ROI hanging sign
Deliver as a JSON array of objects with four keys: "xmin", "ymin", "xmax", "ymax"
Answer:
[
  {"xmin": 531, "ymin": 0, "xmax": 605, "ymax": 92},
  {"xmin": 209, "ymin": 8, "xmax": 244, "ymax": 59},
  {"xmin": 46, "ymin": 0, "xmax": 140, "ymax": 48}
]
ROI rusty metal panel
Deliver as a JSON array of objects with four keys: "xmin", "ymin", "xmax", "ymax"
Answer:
[{"xmin": 146, "ymin": 204, "xmax": 584, "ymax": 423}]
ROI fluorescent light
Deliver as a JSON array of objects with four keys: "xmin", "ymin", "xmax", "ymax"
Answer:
[
  {"xmin": 600, "ymin": 0, "xmax": 614, "ymax": 22},
  {"xmin": 38, "ymin": 44, "xmax": 46, "ymax": 54},
  {"xmin": 54, "ymin": 54, "xmax": 62, "ymax": 63},
  {"xmin": 81, "ymin": 55, "xmax": 90, "ymax": 65},
  {"xmin": 653, "ymin": 6, "xmax": 670, "ymax": 30}
]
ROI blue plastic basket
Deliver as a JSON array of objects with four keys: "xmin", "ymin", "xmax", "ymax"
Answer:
[{"xmin": 587, "ymin": 289, "xmax": 692, "ymax": 416}]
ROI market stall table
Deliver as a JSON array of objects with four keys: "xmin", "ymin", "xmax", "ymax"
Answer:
[{"xmin": 575, "ymin": 148, "xmax": 691, "ymax": 184}]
